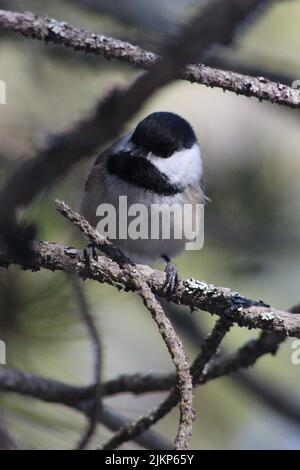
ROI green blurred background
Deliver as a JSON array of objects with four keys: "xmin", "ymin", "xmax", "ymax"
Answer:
[{"xmin": 1, "ymin": 0, "xmax": 300, "ymax": 450}]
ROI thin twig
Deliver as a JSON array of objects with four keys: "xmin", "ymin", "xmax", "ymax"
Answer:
[
  {"xmin": 56, "ymin": 199, "xmax": 194, "ymax": 450},
  {"xmin": 78, "ymin": 404, "xmax": 173, "ymax": 450},
  {"xmin": 70, "ymin": 274, "xmax": 102, "ymax": 450},
  {"xmin": 163, "ymin": 301, "xmax": 300, "ymax": 425},
  {"xmin": 1, "ymin": 325, "xmax": 299, "ymax": 445},
  {"xmin": 0, "ymin": 332, "xmax": 285, "ymax": 402},
  {"xmin": 101, "ymin": 317, "xmax": 232, "ymax": 450},
  {"xmin": 101, "ymin": 372, "xmax": 175, "ymax": 396}
]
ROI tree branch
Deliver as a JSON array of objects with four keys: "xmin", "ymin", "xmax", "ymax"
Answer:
[
  {"xmin": 0, "ymin": 367, "xmax": 172, "ymax": 450},
  {"xmin": 162, "ymin": 300, "xmax": 300, "ymax": 427},
  {"xmin": 0, "ymin": 236, "xmax": 299, "ymax": 339},
  {"xmin": 100, "ymin": 317, "xmax": 232, "ymax": 450},
  {"xmin": 0, "ymin": 0, "xmax": 273, "ymax": 230},
  {"xmin": 70, "ymin": 274, "xmax": 102, "ymax": 450},
  {"xmin": 56, "ymin": 199, "xmax": 193, "ymax": 450},
  {"xmin": 0, "ymin": 332, "xmax": 284, "ymax": 403},
  {"xmin": 100, "ymin": 332, "xmax": 286, "ymax": 395},
  {"xmin": 0, "ymin": 5, "xmax": 298, "ymax": 117},
  {"xmin": 0, "ymin": 328, "xmax": 293, "ymax": 447},
  {"xmin": 0, "ymin": 0, "xmax": 293, "ymax": 450},
  {"xmin": 0, "ymin": 331, "xmax": 291, "ymax": 449},
  {"xmin": 97, "ymin": 405, "xmax": 173, "ymax": 450}
]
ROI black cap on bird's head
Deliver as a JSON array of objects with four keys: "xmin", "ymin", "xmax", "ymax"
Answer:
[
  {"xmin": 131, "ymin": 112, "xmax": 197, "ymax": 158},
  {"xmin": 106, "ymin": 111, "xmax": 201, "ymax": 195}
]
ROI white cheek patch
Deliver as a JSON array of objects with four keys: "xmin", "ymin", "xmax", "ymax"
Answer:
[{"xmin": 149, "ymin": 144, "xmax": 202, "ymax": 187}]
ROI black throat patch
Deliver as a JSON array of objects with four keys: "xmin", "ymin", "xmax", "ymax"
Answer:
[{"xmin": 106, "ymin": 151, "xmax": 183, "ymax": 196}]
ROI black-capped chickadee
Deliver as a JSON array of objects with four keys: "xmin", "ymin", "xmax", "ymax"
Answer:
[{"xmin": 80, "ymin": 112, "xmax": 205, "ymax": 294}]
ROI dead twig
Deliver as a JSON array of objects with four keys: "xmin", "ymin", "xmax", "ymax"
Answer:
[
  {"xmin": 70, "ymin": 274, "xmax": 102, "ymax": 450},
  {"xmin": 101, "ymin": 317, "xmax": 232, "ymax": 450}
]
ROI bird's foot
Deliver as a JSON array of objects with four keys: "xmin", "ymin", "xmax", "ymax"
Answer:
[
  {"xmin": 162, "ymin": 255, "xmax": 180, "ymax": 299},
  {"xmin": 83, "ymin": 243, "xmax": 98, "ymax": 271}
]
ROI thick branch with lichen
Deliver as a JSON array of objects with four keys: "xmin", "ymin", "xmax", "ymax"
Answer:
[
  {"xmin": 0, "ymin": 236, "xmax": 298, "ymax": 338},
  {"xmin": 0, "ymin": 7, "xmax": 298, "ymax": 112}
]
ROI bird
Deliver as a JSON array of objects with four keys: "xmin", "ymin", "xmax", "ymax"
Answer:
[{"xmin": 80, "ymin": 111, "xmax": 205, "ymax": 295}]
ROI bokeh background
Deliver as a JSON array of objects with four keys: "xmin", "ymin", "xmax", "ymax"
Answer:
[{"xmin": 1, "ymin": 0, "xmax": 300, "ymax": 450}]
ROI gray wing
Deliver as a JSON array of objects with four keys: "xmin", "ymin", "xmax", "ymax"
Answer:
[
  {"xmin": 84, "ymin": 132, "xmax": 132, "ymax": 192},
  {"xmin": 80, "ymin": 132, "xmax": 132, "ymax": 226}
]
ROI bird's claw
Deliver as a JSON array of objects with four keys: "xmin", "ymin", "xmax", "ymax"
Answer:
[
  {"xmin": 163, "ymin": 258, "xmax": 180, "ymax": 299},
  {"xmin": 83, "ymin": 243, "xmax": 98, "ymax": 271}
]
